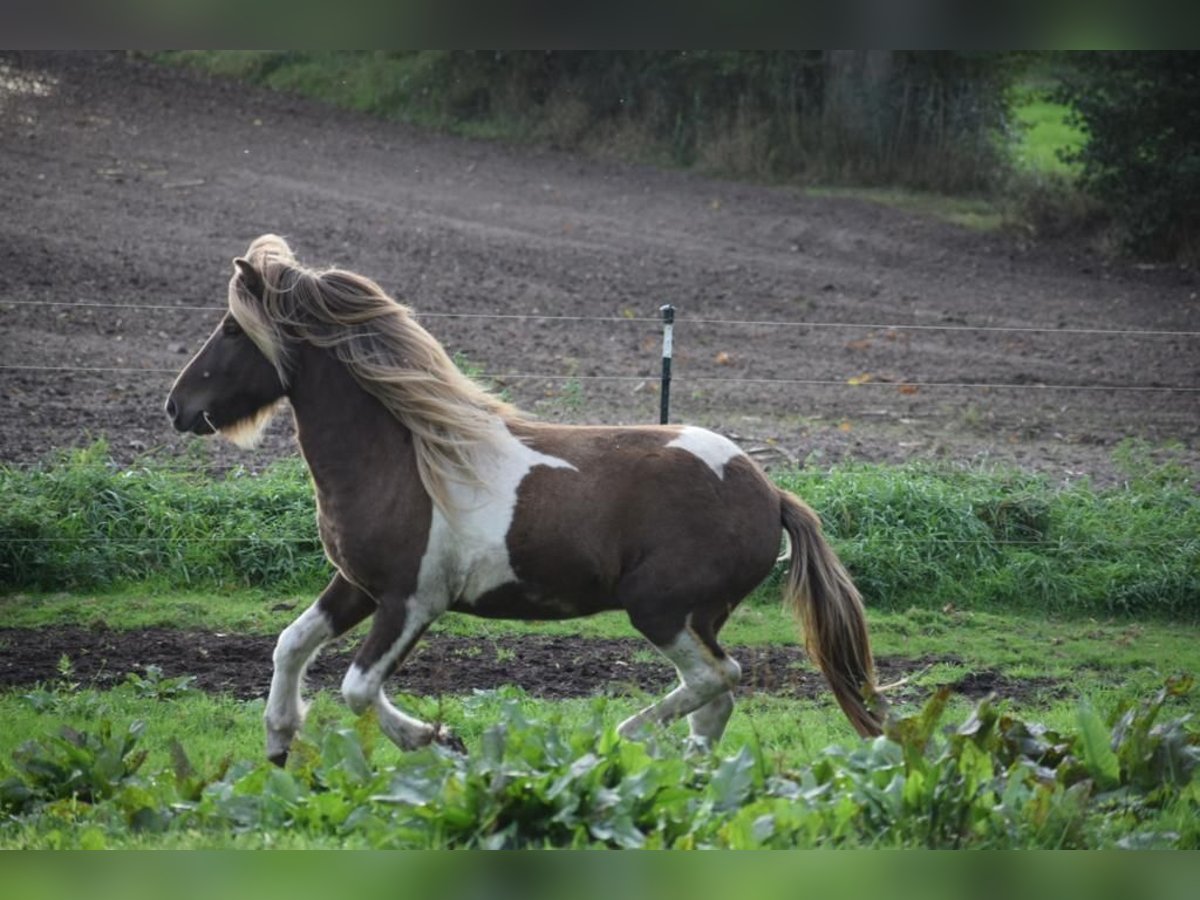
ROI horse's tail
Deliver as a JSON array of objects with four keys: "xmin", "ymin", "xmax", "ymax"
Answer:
[{"xmin": 779, "ymin": 490, "xmax": 881, "ymax": 737}]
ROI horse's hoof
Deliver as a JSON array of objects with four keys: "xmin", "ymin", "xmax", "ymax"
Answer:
[
  {"xmin": 268, "ymin": 751, "xmax": 288, "ymax": 768},
  {"xmin": 433, "ymin": 727, "xmax": 467, "ymax": 755}
]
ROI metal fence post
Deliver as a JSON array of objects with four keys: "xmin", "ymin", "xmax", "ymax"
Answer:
[{"xmin": 659, "ymin": 304, "xmax": 675, "ymax": 424}]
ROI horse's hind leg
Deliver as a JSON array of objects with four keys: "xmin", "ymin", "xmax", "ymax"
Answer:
[
  {"xmin": 686, "ymin": 608, "xmax": 736, "ymax": 745},
  {"xmin": 265, "ymin": 572, "xmax": 375, "ymax": 765},
  {"xmin": 688, "ymin": 692, "xmax": 735, "ymax": 746},
  {"xmin": 617, "ymin": 613, "xmax": 741, "ymax": 746}
]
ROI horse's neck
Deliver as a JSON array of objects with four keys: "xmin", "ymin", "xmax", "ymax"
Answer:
[{"xmin": 287, "ymin": 344, "xmax": 418, "ymax": 501}]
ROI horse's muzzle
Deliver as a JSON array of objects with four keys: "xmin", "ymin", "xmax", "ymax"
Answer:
[{"xmin": 164, "ymin": 395, "xmax": 215, "ymax": 435}]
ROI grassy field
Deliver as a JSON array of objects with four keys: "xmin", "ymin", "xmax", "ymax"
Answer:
[
  {"xmin": 1, "ymin": 444, "xmax": 1198, "ymax": 847},
  {"xmin": 1, "ymin": 637, "xmax": 1196, "ymax": 847},
  {"xmin": 1011, "ymin": 84, "xmax": 1085, "ymax": 176}
]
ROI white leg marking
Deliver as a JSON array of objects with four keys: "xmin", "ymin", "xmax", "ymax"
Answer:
[
  {"xmin": 617, "ymin": 627, "xmax": 740, "ymax": 740},
  {"xmin": 665, "ymin": 426, "xmax": 745, "ymax": 479},
  {"xmin": 264, "ymin": 602, "xmax": 334, "ymax": 759},
  {"xmin": 341, "ymin": 607, "xmax": 456, "ymax": 751},
  {"xmin": 341, "ymin": 609, "xmax": 431, "ymax": 716},
  {"xmin": 375, "ymin": 691, "xmax": 439, "ymax": 750}
]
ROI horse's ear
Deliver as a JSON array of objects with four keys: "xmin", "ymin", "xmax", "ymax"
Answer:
[{"xmin": 233, "ymin": 257, "xmax": 265, "ymax": 301}]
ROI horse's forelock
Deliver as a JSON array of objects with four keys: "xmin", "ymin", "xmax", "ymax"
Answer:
[
  {"xmin": 227, "ymin": 266, "xmax": 289, "ymax": 383},
  {"xmin": 225, "ymin": 235, "xmax": 319, "ymax": 384},
  {"xmin": 244, "ymin": 233, "xmax": 296, "ymax": 270}
]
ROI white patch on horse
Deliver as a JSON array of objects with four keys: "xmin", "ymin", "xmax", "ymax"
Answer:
[
  {"xmin": 341, "ymin": 420, "xmax": 577, "ymax": 746},
  {"xmin": 666, "ymin": 426, "xmax": 744, "ymax": 479},
  {"xmin": 426, "ymin": 421, "xmax": 576, "ymax": 607}
]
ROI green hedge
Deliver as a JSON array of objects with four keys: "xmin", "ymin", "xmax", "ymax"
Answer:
[
  {"xmin": 0, "ymin": 443, "xmax": 326, "ymax": 592},
  {"xmin": 2, "ymin": 442, "xmax": 1196, "ymax": 618},
  {"xmin": 774, "ymin": 453, "xmax": 1199, "ymax": 618}
]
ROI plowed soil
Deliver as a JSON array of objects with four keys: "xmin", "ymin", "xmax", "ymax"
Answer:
[{"xmin": 1, "ymin": 52, "xmax": 1197, "ymax": 481}]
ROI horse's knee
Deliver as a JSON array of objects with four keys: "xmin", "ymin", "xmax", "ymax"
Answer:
[
  {"xmin": 272, "ymin": 604, "xmax": 331, "ymax": 669},
  {"xmin": 272, "ymin": 625, "xmax": 301, "ymax": 669},
  {"xmin": 340, "ymin": 663, "xmax": 377, "ymax": 715},
  {"xmin": 690, "ymin": 655, "xmax": 741, "ymax": 698}
]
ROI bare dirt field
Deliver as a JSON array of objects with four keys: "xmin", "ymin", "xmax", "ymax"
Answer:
[
  {"xmin": 2, "ymin": 52, "xmax": 1197, "ymax": 482},
  {"xmin": 0, "ymin": 626, "xmax": 1059, "ymax": 706}
]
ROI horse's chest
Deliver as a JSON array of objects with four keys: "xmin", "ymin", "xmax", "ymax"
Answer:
[
  {"xmin": 317, "ymin": 514, "xmax": 364, "ymax": 582},
  {"xmin": 316, "ymin": 507, "xmax": 429, "ymax": 597}
]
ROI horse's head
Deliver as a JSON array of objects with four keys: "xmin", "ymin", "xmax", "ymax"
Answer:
[{"xmin": 165, "ymin": 257, "xmax": 286, "ymax": 448}]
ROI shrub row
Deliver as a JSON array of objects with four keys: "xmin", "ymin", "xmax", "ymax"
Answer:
[{"xmin": 1, "ymin": 442, "xmax": 1196, "ymax": 618}]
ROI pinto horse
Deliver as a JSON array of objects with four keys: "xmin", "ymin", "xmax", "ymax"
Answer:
[{"xmin": 166, "ymin": 235, "xmax": 880, "ymax": 763}]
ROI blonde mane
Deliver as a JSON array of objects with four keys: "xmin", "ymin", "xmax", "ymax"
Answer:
[{"xmin": 228, "ymin": 234, "xmax": 523, "ymax": 513}]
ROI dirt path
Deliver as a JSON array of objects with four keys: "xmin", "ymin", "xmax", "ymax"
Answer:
[
  {"xmin": 0, "ymin": 626, "xmax": 1058, "ymax": 706},
  {"xmin": 1, "ymin": 52, "xmax": 1197, "ymax": 482}
]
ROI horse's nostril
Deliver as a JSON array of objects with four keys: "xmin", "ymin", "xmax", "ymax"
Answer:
[{"xmin": 165, "ymin": 397, "xmax": 178, "ymax": 421}]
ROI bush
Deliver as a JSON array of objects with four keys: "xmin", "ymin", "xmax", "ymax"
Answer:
[
  {"xmin": 1054, "ymin": 52, "xmax": 1200, "ymax": 262},
  {"xmin": 2, "ymin": 443, "xmax": 1197, "ymax": 618},
  {"xmin": 0, "ymin": 442, "xmax": 326, "ymax": 591}
]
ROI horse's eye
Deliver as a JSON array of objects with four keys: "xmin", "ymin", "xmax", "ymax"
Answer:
[{"xmin": 222, "ymin": 318, "xmax": 243, "ymax": 336}]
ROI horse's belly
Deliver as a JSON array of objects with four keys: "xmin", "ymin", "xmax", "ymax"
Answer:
[{"xmin": 453, "ymin": 581, "xmax": 619, "ymax": 620}]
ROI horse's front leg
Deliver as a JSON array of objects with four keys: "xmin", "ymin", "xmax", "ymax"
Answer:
[
  {"xmin": 340, "ymin": 594, "xmax": 459, "ymax": 751},
  {"xmin": 265, "ymin": 573, "xmax": 375, "ymax": 765}
]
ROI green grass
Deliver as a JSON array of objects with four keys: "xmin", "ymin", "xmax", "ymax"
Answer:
[
  {"xmin": 1011, "ymin": 88, "xmax": 1086, "ymax": 176},
  {"xmin": 1, "ymin": 673, "xmax": 1196, "ymax": 848},
  {"xmin": 2, "ymin": 439, "xmax": 1196, "ymax": 846},
  {"xmin": 805, "ymin": 186, "xmax": 1006, "ymax": 230},
  {"xmin": 0, "ymin": 442, "xmax": 327, "ymax": 592},
  {"xmin": 3, "ymin": 442, "xmax": 1197, "ymax": 618},
  {"xmin": 774, "ymin": 452, "xmax": 1200, "ymax": 619},
  {"xmin": 0, "ymin": 683, "xmax": 848, "ymax": 780}
]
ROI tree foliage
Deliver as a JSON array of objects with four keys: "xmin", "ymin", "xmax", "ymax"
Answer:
[
  {"xmin": 424, "ymin": 51, "xmax": 1021, "ymax": 191},
  {"xmin": 1055, "ymin": 52, "xmax": 1200, "ymax": 261}
]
